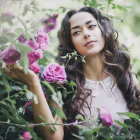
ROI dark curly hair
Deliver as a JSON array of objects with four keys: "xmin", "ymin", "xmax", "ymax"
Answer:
[{"xmin": 57, "ymin": 7, "xmax": 140, "ymax": 139}]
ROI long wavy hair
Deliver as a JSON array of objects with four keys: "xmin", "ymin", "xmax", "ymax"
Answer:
[{"xmin": 57, "ymin": 7, "xmax": 140, "ymax": 138}]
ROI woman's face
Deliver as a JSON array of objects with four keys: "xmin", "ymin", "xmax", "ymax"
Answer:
[{"xmin": 70, "ymin": 12, "xmax": 105, "ymax": 57}]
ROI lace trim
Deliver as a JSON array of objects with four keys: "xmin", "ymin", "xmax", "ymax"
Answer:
[{"xmin": 84, "ymin": 76, "xmax": 117, "ymax": 96}]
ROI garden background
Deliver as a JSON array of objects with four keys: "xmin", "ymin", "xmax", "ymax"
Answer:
[{"xmin": 0, "ymin": 0, "xmax": 140, "ymax": 139}]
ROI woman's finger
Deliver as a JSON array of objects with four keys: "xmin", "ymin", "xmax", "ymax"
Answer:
[
  {"xmin": 2, "ymin": 64, "xmax": 11, "ymax": 75},
  {"xmin": 6, "ymin": 64, "xmax": 14, "ymax": 72},
  {"xmin": 2, "ymin": 62, "xmax": 10, "ymax": 73}
]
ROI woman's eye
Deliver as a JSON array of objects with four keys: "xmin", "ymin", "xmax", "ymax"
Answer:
[
  {"xmin": 73, "ymin": 31, "xmax": 81, "ymax": 36},
  {"xmin": 89, "ymin": 25, "xmax": 96, "ymax": 29}
]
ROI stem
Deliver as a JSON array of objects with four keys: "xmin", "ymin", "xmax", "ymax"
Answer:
[
  {"xmin": 0, "ymin": 91, "xmax": 25, "ymax": 104},
  {"xmin": 0, "ymin": 118, "xmax": 92, "ymax": 128}
]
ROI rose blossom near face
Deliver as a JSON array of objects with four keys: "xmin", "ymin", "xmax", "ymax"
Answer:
[
  {"xmin": 42, "ymin": 63, "xmax": 67, "ymax": 83},
  {"xmin": 70, "ymin": 12, "xmax": 105, "ymax": 57}
]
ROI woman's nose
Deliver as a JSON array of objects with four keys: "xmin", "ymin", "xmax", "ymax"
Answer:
[{"xmin": 83, "ymin": 29, "xmax": 91, "ymax": 39}]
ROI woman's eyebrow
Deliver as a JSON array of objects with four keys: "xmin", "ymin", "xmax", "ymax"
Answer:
[
  {"xmin": 71, "ymin": 20, "xmax": 96, "ymax": 31},
  {"xmin": 71, "ymin": 25, "xmax": 80, "ymax": 31},
  {"xmin": 85, "ymin": 20, "xmax": 94, "ymax": 24}
]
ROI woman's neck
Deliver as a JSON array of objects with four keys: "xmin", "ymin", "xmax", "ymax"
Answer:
[{"xmin": 83, "ymin": 54, "xmax": 108, "ymax": 81}]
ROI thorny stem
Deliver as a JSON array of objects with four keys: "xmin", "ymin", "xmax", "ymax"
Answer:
[{"xmin": 0, "ymin": 118, "xmax": 94, "ymax": 128}]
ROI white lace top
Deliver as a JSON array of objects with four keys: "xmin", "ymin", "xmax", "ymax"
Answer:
[{"xmin": 80, "ymin": 76, "xmax": 129, "ymax": 129}]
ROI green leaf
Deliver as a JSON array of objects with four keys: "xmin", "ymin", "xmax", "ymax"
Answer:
[
  {"xmin": 0, "ymin": 108, "xmax": 9, "ymax": 118},
  {"xmin": 117, "ymin": 112, "xmax": 139, "ymax": 120},
  {"xmin": 5, "ymin": 34, "xmax": 16, "ymax": 44},
  {"xmin": 9, "ymin": 100, "xmax": 16, "ymax": 111},
  {"xmin": 11, "ymin": 86, "xmax": 22, "ymax": 91},
  {"xmin": 0, "ymin": 13, "xmax": 14, "ymax": 23},
  {"xmin": 98, "ymin": 127, "xmax": 111, "ymax": 138},
  {"xmin": 72, "ymin": 133, "xmax": 85, "ymax": 140},
  {"xmin": 114, "ymin": 120, "xmax": 128, "ymax": 129},
  {"xmin": 55, "ymin": 108, "xmax": 66, "ymax": 120},
  {"xmin": 76, "ymin": 114, "xmax": 84, "ymax": 121},
  {"xmin": 124, "ymin": 119, "xmax": 133, "ymax": 128},
  {"xmin": 0, "ymin": 35, "xmax": 9, "ymax": 45},
  {"xmin": 38, "ymin": 115, "xmax": 46, "ymax": 123},
  {"xmin": 62, "ymin": 86, "xmax": 68, "ymax": 98},
  {"xmin": 110, "ymin": 125, "xmax": 118, "ymax": 133},
  {"xmin": 2, "ymin": 75, "xmax": 12, "ymax": 94},
  {"xmin": 85, "ymin": 132, "xmax": 96, "ymax": 140},
  {"xmin": 26, "ymin": 90, "xmax": 38, "ymax": 104},
  {"xmin": 69, "ymin": 80, "xmax": 76, "ymax": 87},
  {"xmin": 75, "ymin": 56, "xmax": 77, "ymax": 61},
  {"xmin": 52, "ymin": 91, "xmax": 63, "ymax": 108},
  {"xmin": 42, "ymin": 81, "xmax": 55, "ymax": 94},
  {"xmin": 15, "ymin": 28, "xmax": 24, "ymax": 36},
  {"xmin": 15, "ymin": 42, "xmax": 31, "ymax": 73},
  {"xmin": 113, "ymin": 136, "xmax": 126, "ymax": 140}
]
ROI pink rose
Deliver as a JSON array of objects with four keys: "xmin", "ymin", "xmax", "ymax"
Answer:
[
  {"xmin": 29, "ymin": 61, "xmax": 40, "ymax": 74},
  {"xmin": 23, "ymin": 101, "xmax": 33, "ymax": 114},
  {"xmin": 26, "ymin": 39, "xmax": 38, "ymax": 49},
  {"xmin": 43, "ymin": 14, "xmax": 58, "ymax": 33},
  {"xmin": 42, "ymin": 63, "xmax": 67, "ymax": 83},
  {"xmin": 22, "ymin": 131, "xmax": 32, "ymax": 140},
  {"xmin": 35, "ymin": 30, "xmax": 49, "ymax": 51},
  {"xmin": 18, "ymin": 35, "xmax": 27, "ymax": 43},
  {"xmin": 0, "ymin": 48, "xmax": 21, "ymax": 64},
  {"xmin": 5, "ymin": 11, "xmax": 14, "ymax": 17},
  {"xmin": 28, "ymin": 49, "xmax": 43, "ymax": 64},
  {"xmin": 99, "ymin": 106, "xmax": 114, "ymax": 127}
]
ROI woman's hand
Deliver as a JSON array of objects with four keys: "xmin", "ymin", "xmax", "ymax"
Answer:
[
  {"xmin": 2, "ymin": 62, "xmax": 64, "ymax": 140},
  {"xmin": 2, "ymin": 62, "xmax": 38, "ymax": 87}
]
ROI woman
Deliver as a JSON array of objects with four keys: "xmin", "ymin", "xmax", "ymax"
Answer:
[
  {"xmin": 57, "ymin": 7, "xmax": 140, "ymax": 139},
  {"xmin": 2, "ymin": 7, "xmax": 140, "ymax": 140}
]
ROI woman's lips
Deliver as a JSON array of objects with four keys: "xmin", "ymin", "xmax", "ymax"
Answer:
[{"xmin": 84, "ymin": 41, "xmax": 97, "ymax": 47}]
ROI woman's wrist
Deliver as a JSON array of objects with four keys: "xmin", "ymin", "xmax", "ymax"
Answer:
[{"xmin": 27, "ymin": 75, "xmax": 40, "ymax": 90}]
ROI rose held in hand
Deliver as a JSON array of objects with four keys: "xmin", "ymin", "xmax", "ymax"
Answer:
[
  {"xmin": 42, "ymin": 63, "xmax": 67, "ymax": 83},
  {"xmin": 0, "ymin": 48, "xmax": 21, "ymax": 64},
  {"xmin": 99, "ymin": 106, "xmax": 113, "ymax": 127}
]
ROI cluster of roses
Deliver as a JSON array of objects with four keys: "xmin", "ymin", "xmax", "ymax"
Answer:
[
  {"xmin": 19, "ymin": 30, "xmax": 49, "ymax": 74},
  {"xmin": 0, "ymin": 12, "xmax": 67, "ymax": 84}
]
